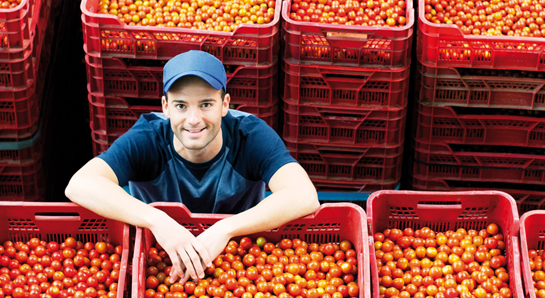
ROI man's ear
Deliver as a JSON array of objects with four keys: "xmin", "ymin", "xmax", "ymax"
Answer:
[
  {"xmin": 222, "ymin": 93, "xmax": 230, "ymax": 117},
  {"xmin": 162, "ymin": 95, "xmax": 169, "ymax": 117}
]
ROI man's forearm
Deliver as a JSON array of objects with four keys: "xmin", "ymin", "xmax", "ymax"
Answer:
[{"xmin": 217, "ymin": 185, "xmax": 320, "ymax": 239}]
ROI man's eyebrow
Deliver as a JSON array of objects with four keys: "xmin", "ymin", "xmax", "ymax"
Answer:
[{"xmin": 171, "ymin": 98, "xmax": 217, "ymax": 103}]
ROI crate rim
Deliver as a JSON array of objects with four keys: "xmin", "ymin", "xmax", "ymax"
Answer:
[
  {"xmin": 418, "ymin": 62, "xmax": 545, "ymax": 83},
  {"xmin": 281, "ymin": 0, "xmax": 415, "ymax": 34}
]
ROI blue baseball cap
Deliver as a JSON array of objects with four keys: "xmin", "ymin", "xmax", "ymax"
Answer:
[{"xmin": 163, "ymin": 50, "xmax": 227, "ymax": 94}]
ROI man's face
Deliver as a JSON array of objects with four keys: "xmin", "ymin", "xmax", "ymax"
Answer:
[{"xmin": 162, "ymin": 76, "xmax": 229, "ymax": 161}]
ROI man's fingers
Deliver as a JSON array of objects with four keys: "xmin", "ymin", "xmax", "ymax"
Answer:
[
  {"xmin": 185, "ymin": 247, "xmax": 205, "ymax": 279},
  {"xmin": 166, "ymin": 250, "xmax": 183, "ymax": 280},
  {"xmin": 178, "ymin": 248, "xmax": 198, "ymax": 280},
  {"xmin": 192, "ymin": 240, "xmax": 212, "ymax": 268},
  {"xmin": 180, "ymin": 270, "xmax": 191, "ymax": 285}
]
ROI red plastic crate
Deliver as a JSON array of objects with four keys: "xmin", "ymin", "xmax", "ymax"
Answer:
[
  {"xmin": 418, "ymin": 63, "xmax": 545, "ymax": 110},
  {"xmin": 85, "ymin": 55, "xmax": 279, "ymax": 107},
  {"xmin": 311, "ymin": 178, "xmax": 400, "ymax": 193},
  {"xmin": 90, "ymin": 100, "xmax": 279, "ymax": 156},
  {"xmin": 281, "ymin": 0, "xmax": 414, "ymax": 69},
  {"xmin": 0, "ymin": 0, "xmax": 43, "ymax": 55},
  {"xmin": 409, "ymin": 175, "xmax": 545, "ymax": 215},
  {"xmin": 88, "ymin": 93, "xmax": 162, "ymax": 136},
  {"xmin": 417, "ymin": 0, "xmax": 545, "ymax": 71},
  {"xmin": 81, "ymin": 0, "xmax": 280, "ymax": 65},
  {"xmin": 285, "ymin": 139, "xmax": 403, "ymax": 183},
  {"xmin": 283, "ymin": 98, "xmax": 406, "ymax": 147},
  {"xmin": 367, "ymin": 190, "xmax": 523, "ymax": 298},
  {"xmin": 131, "ymin": 203, "xmax": 371, "ymax": 298},
  {"xmin": 414, "ymin": 101, "xmax": 545, "ymax": 148},
  {"xmin": 283, "ymin": 59, "xmax": 410, "ymax": 108},
  {"xmin": 0, "ymin": 202, "xmax": 130, "ymax": 298},
  {"xmin": 413, "ymin": 138, "xmax": 545, "ymax": 170},
  {"xmin": 0, "ymin": 81, "xmax": 40, "ymax": 140},
  {"xmin": 0, "ymin": 126, "xmax": 41, "ymax": 165},
  {"xmin": 0, "ymin": 156, "xmax": 43, "ymax": 201},
  {"xmin": 520, "ymin": 211, "xmax": 545, "ymax": 298}
]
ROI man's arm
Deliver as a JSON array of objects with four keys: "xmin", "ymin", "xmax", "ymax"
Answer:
[
  {"xmin": 196, "ymin": 162, "xmax": 320, "ymax": 262},
  {"xmin": 65, "ymin": 158, "xmax": 212, "ymax": 283}
]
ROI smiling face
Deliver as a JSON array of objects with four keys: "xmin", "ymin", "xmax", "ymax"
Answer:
[{"xmin": 162, "ymin": 76, "xmax": 230, "ymax": 163}]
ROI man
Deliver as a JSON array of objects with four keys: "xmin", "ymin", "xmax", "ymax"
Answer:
[{"xmin": 65, "ymin": 50, "xmax": 319, "ymax": 285}]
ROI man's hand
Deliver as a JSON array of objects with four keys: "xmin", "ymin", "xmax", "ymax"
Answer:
[
  {"xmin": 149, "ymin": 213, "xmax": 213, "ymax": 284},
  {"xmin": 195, "ymin": 220, "xmax": 233, "ymax": 266}
]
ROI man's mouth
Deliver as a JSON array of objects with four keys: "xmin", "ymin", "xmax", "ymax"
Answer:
[{"xmin": 184, "ymin": 127, "xmax": 206, "ymax": 134}]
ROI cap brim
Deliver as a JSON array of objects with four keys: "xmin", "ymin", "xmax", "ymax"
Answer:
[{"xmin": 163, "ymin": 70, "xmax": 224, "ymax": 94}]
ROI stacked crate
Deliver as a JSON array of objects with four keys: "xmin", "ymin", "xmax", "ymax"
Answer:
[
  {"xmin": 0, "ymin": 0, "xmax": 53, "ymax": 201},
  {"xmin": 280, "ymin": 3, "xmax": 414, "ymax": 193},
  {"xmin": 410, "ymin": 0, "xmax": 545, "ymax": 214},
  {"xmin": 80, "ymin": 0, "xmax": 283, "ymax": 156}
]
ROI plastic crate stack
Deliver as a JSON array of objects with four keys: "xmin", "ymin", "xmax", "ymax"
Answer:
[
  {"xmin": 81, "ymin": 0, "xmax": 283, "ymax": 156},
  {"xmin": 410, "ymin": 0, "xmax": 545, "ymax": 214},
  {"xmin": 0, "ymin": 0, "xmax": 53, "ymax": 202},
  {"xmin": 280, "ymin": 3, "xmax": 414, "ymax": 193}
]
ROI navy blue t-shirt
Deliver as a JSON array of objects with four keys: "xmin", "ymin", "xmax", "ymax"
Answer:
[{"xmin": 98, "ymin": 110, "xmax": 296, "ymax": 214}]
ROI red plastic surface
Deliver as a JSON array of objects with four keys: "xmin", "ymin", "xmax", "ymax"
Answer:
[
  {"xmin": 0, "ymin": 136, "xmax": 42, "ymax": 165},
  {"xmin": 418, "ymin": 63, "xmax": 545, "ymax": 110},
  {"xmin": 283, "ymin": 98, "xmax": 406, "ymax": 146},
  {"xmin": 520, "ymin": 211, "xmax": 545, "ymax": 298},
  {"xmin": 88, "ymin": 93, "xmax": 162, "ymax": 136},
  {"xmin": 417, "ymin": 0, "xmax": 545, "ymax": 71},
  {"xmin": 131, "ymin": 203, "xmax": 370, "ymax": 298},
  {"xmin": 414, "ymin": 101, "xmax": 545, "ymax": 148},
  {"xmin": 0, "ymin": 203, "xmax": 130, "ymax": 298},
  {"xmin": 413, "ymin": 139, "xmax": 545, "ymax": 170},
  {"xmin": 285, "ymin": 139, "xmax": 403, "ymax": 183},
  {"xmin": 281, "ymin": 0, "xmax": 414, "ymax": 69},
  {"xmin": 409, "ymin": 175, "xmax": 545, "ymax": 215},
  {"xmin": 81, "ymin": 0, "xmax": 280, "ymax": 65},
  {"xmin": 0, "ymin": 156, "xmax": 43, "ymax": 201},
  {"xmin": 367, "ymin": 190, "xmax": 523, "ymax": 298},
  {"xmin": 85, "ymin": 55, "xmax": 279, "ymax": 107},
  {"xmin": 283, "ymin": 59, "xmax": 410, "ymax": 108},
  {"xmin": 0, "ymin": 0, "xmax": 43, "ymax": 53}
]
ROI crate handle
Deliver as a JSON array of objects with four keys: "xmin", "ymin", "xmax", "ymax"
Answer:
[
  {"xmin": 416, "ymin": 201, "xmax": 462, "ymax": 210},
  {"xmin": 325, "ymin": 32, "xmax": 368, "ymax": 42},
  {"xmin": 34, "ymin": 212, "xmax": 81, "ymax": 221}
]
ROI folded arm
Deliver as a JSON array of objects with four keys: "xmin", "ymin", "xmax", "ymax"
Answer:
[
  {"xmin": 64, "ymin": 158, "xmax": 211, "ymax": 283},
  {"xmin": 196, "ymin": 162, "xmax": 320, "ymax": 261}
]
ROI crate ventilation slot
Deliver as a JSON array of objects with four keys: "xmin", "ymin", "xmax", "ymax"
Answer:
[
  {"xmin": 389, "ymin": 206, "xmax": 418, "ymax": 219},
  {"xmin": 79, "ymin": 219, "xmax": 108, "ymax": 231},
  {"xmin": 8, "ymin": 218, "xmax": 38, "ymax": 231},
  {"xmin": 537, "ymin": 230, "xmax": 545, "ymax": 250}
]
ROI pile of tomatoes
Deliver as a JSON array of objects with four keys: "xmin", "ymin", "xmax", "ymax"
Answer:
[
  {"xmin": 288, "ymin": 0, "xmax": 408, "ymax": 26},
  {"xmin": 527, "ymin": 249, "xmax": 545, "ymax": 298},
  {"xmin": 144, "ymin": 237, "xmax": 359, "ymax": 298},
  {"xmin": 97, "ymin": 0, "xmax": 276, "ymax": 31},
  {"xmin": 374, "ymin": 224, "xmax": 512, "ymax": 298},
  {"xmin": 424, "ymin": 0, "xmax": 545, "ymax": 37},
  {"xmin": 0, "ymin": 237, "xmax": 123, "ymax": 298}
]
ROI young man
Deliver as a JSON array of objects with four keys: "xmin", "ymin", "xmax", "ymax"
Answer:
[{"xmin": 65, "ymin": 50, "xmax": 319, "ymax": 284}]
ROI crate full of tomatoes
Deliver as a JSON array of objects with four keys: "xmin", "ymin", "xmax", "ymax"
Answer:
[
  {"xmin": 367, "ymin": 190, "xmax": 523, "ymax": 298},
  {"xmin": 418, "ymin": 0, "xmax": 545, "ymax": 70},
  {"xmin": 132, "ymin": 203, "xmax": 370, "ymax": 298},
  {"xmin": 281, "ymin": 0, "xmax": 414, "ymax": 69},
  {"xmin": 0, "ymin": 202, "xmax": 131, "ymax": 298},
  {"xmin": 520, "ymin": 210, "xmax": 545, "ymax": 298},
  {"xmin": 81, "ymin": 0, "xmax": 281, "ymax": 65}
]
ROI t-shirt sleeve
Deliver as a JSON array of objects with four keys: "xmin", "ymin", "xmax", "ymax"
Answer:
[
  {"xmin": 97, "ymin": 115, "xmax": 165, "ymax": 186},
  {"xmin": 244, "ymin": 118, "xmax": 297, "ymax": 184}
]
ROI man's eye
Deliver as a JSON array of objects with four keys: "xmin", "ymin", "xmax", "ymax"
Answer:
[
  {"xmin": 202, "ymin": 103, "xmax": 212, "ymax": 108},
  {"xmin": 175, "ymin": 104, "xmax": 186, "ymax": 109}
]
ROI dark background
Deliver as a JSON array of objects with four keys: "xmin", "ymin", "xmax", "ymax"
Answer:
[
  {"xmin": 42, "ymin": 0, "xmax": 92, "ymax": 202},
  {"xmin": 40, "ymin": 0, "xmax": 418, "ymax": 202}
]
